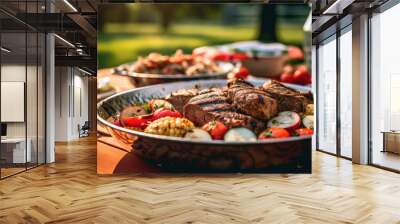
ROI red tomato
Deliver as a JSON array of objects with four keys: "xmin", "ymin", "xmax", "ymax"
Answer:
[
  {"xmin": 152, "ymin": 108, "xmax": 182, "ymax": 121},
  {"xmin": 282, "ymin": 65, "xmax": 295, "ymax": 74},
  {"xmin": 258, "ymin": 127, "xmax": 291, "ymax": 139},
  {"xmin": 288, "ymin": 46, "xmax": 304, "ymax": 60},
  {"xmin": 231, "ymin": 53, "xmax": 250, "ymax": 61},
  {"xmin": 296, "ymin": 64, "xmax": 308, "ymax": 73},
  {"xmin": 212, "ymin": 52, "xmax": 231, "ymax": 61},
  {"xmin": 295, "ymin": 128, "xmax": 314, "ymax": 136},
  {"xmin": 280, "ymin": 72, "xmax": 295, "ymax": 83},
  {"xmin": 233, "ymin": 66, "xmax": 250, "ymax": 79},
  {"xmin": 121, "ymin": 117, "xmax": 150, "ymax": 129},
  {"xmin": 293, "ymin": 69, "xmax": 311, "ymax": 85},
  {"xmin": 202, "ymin": 121, "xmax": 228, "ymax": 140}
]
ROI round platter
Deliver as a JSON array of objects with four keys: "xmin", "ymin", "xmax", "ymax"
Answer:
[
  {"xmin": 97, "ymin": 79, "xmax": 312, "ymax": 172},
  {"xmin": 112, "ymin": 62, "xmax": 235, "ymax": 87}
]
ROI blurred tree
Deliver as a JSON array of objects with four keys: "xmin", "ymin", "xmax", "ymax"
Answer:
[
  {"xmin": 154, "ymin": 5, "xmax": 176, "ymax": 32},
  {"xmin": 258, "ymin": 5, "xmax": 277, "ymax": 42}
]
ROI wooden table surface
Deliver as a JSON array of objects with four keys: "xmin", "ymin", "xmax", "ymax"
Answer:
[
  {"xmin": 97, "ymin": 69, "xmax": 161, "ymax": 175},
  {"xmin": 2, "ymin": 136, "xmax": 400, "ymax": 223}
]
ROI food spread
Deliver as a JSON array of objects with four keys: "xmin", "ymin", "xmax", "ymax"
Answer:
[
  {"xmin": 113, "ymin": 79, "xmax": 314, "ymax": 142},
  {"xmin": 114, "ymin": 50, "xmax": 222, "ymax": 76}
]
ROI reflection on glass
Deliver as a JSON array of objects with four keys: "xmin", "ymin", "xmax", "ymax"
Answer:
[
  {"xmin": 1, "ymin": 30, "xmax": 27, "ymax": 177},
  {"xmin": 27, "ymin": 31, "xmax": 38, "ymax": 169},
  {"xmin": 38, "ymin": 33, "xmax": 46, "ymax": 165},
  {"xmin": 371, "ymin": 3, "xmax": 400, "ymax": 171},
  {"xmin": 317, "ymin": 36, "xmax": 337, "ymax": 154},
  {"xmin": 339, "ymin": 28, "xmax": 352, "ymax": 158}
]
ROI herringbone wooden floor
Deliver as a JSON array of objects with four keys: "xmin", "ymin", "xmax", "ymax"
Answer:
[{"xmin": 1, "ymin": 136, "xmax": 400, "ymax": 224}]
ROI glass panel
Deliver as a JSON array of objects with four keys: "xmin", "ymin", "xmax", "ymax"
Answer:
[
  {"xmin": 371, "ymin": 4, "xmax": 400, "ymax": 171},
  {"xmin": 0, "ymin": 9, "xmax": 28, "ymax": 177},
  {"xmin": 317, "ymin": 36, "xmax": 337, "ymax": 154},
  {"xmin": 38, "ymin": 32, "xmax": 45, "ymax": 165},
  {"xmin": 27, "ymin": 30, "xmax": 38, "ymax": 169},
  {"xmin": 339, "ymin": 28, "xmax": 352, "ymax": 158},
  {"xmin": 26, "ymin": 0, "xmax": 39, "ymax": 169}
]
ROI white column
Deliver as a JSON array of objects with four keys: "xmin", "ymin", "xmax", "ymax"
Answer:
[
  {"xmin": 352, "ymin": 14, "xmax": 369, "ymax": 164},
  {"xmin": 311, "ymin": 45, "xmax": 317, "ymax": 151},
  {"xmin": 46, "ymin": 33, "xmax": 55, "ymax": 163},
  {"xmin": 45, "ymin": 0, "xmax": 55, "ymax": 163}
]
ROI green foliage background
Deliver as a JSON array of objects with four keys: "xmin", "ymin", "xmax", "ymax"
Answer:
[{"xmin": 98, "ymin": 4, "xmax": 309, "ymax": 69}]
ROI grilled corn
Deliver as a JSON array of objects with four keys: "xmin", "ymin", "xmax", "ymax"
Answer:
[
  {"xmin": 144, "ymin": 117, "xmax": 194, "ymax": 137},
  {"xmin": 305, "ymin": 104, "xmax": 314, "ymax": 115}
]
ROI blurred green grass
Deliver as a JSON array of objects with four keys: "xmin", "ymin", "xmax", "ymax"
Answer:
[{"xmin": 98, "ymin": 23, "xmax": 304, "ymax": 69}]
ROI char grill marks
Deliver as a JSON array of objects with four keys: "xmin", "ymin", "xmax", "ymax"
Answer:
[
  {"xmin": 262, "ymin": 80, "xmax": 308, "ymax": 113},
  {"xmin": 183, "ymin": 87, "xmax": 265, "ymax": 133},
  {"xmin": 170, "ymin": 80, "xmax": 307, "ymax": 134},
  {"xmin": 183, "ymin": 90, "xmax": 233, "ymax": 126},
  {"xmin": 227, "ymin": 79, "xmax": 278, "ymax": 121}
]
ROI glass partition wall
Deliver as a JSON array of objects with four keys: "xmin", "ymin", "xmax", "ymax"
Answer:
[
  {"xmin": 315, "ymin": 24, "xmax": 353, "ymax": 159},
  {"xmin": 370, "ymin": 2, "xmax": 400, "ymax": 171},
  {"xmin": 339, "ymin": 26, "xmax": 352, "ymax": 159},
  {"xmin": 317, "ymin": 35, "xmax": 337, "ymax": 155},
  {"xmin": 0, "ymin": 2, "xmax": 46, "ymax": 179}
]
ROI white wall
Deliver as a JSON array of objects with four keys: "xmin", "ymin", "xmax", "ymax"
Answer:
[
  {"xmin": 1, "ymin": 63, "xmax": 46, "ymax": 164},
  {"xmin": 54, "ymin": 67, "xmax": 89, "ymax": 141}
]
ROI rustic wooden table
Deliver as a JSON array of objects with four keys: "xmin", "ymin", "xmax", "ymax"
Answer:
[{"xmin": 97, "ymin": 69, "xmax": 161, "ymax": 174}]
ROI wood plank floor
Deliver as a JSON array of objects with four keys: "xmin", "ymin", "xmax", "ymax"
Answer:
[{"xmin": 1, "ymin": 136, "xmax": 400, "ymax": 224}]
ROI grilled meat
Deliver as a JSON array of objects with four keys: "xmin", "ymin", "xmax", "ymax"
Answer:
[
  {"xmin": 214, "ymin": 111, "xmax": 265, "ymax": 133},
  {"xmin": 262, "ymin": 80, "xmax": 308, "ymax": 113},
  {"xmin": 169, "ymin": 79, "xmax": 307, "ymax": 134},
  {"xmin": 165, "ymin": 88, "xmax": 200, "ymax": 113},
  {"xmin": 183, "ymin": 89, "xmax": 265, "ymax": 133},
  {"xmin": 226, "ymin": 79, "xmax": 278, "ymax": 120},
  {"xmin": 183, "ymin": 90, "xmax": 232, "ymax": 125}
]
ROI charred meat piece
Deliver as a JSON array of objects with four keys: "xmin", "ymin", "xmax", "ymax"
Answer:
[
  {"xmin": 183, "ymin": 89, "xmax": 265, "ymax": 133},
  {"xmin": 165, "ymin": 88, "xmax": 219, "ymax": 113},
  {"xmin": 214, "ymin": 111, "xmax": 265, "ymax": 133},
  {"xmin": 226, "ymin": 79, "xmax": 278, "ymax": 120},
  {"xmin": 165, "ymin": 88, "xmax": 200, "ymax": 113},
  {"xmin": 183, "ymin": 90, "xmax": 233, "ymax": 126},
  {"xmin": 262, "ymin": 80, "xmax": 308, "ymax": 113}
]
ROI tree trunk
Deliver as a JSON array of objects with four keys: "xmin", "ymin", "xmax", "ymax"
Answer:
[{"xmin": 258, "ymin": 5, "xmax": 277, "ymax": 42}]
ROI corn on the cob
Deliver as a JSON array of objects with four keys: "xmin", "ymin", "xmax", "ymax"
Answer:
[
  {"xmin": 305, "ymin": 104, "xmax": 314, "ymax": 115},
  {"xmin": 144, "ymin": 117, "xmax": 194, "ymax": 137}
]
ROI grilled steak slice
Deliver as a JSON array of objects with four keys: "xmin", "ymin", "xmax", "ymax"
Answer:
[
  {"xmin": 262, "ymin": 80, "xmax": 308, "ymax": 113},
  {"xmin": 214, "ymin": 111, "xmax": 265, "ymax": 133},
  {"xmin": 165, "ymin": 88, "xmax": 201, "ymax": 113},
  {"xmin": 183, "ymin": 88, "xmax": 265, "ymax": 133},
  {"xmin": 183, "ymin": 90, "xmax": 232, "ymax": 126},
  {"xmin": 226, "ymin": 79, "xmax": 278, "ymax": 120}
]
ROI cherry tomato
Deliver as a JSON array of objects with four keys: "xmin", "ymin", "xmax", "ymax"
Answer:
[
  {"xmin": 212, "ymin": 52, "xmax": 231, "ymax": 61},
  {"xmin": 296, "ymin": 64, "xmax": 308, "ymax": 73},
  {"xmin": 202, "ymin": 121, "xmax": 229, "ymax": 140},
  {"xmin": 295, "ymin": 128, "xmax": 314, "ymax": 136},
  {"xmin": 121, "ymin": 117, "xmax": 150, "ymax": 129},
  {"xmin": 231, "ymin": 53, "xmax": 250, "ymax": 61},
  {"xmin": 113, "ymin": 120, "xmax": 121, "ymax": 127},
  {"xmin": 152, "ymin": 108, "xmax": 182, "ymax": 121},
  {"xmin": 282, "ymin": 65, "xmax": 295, "ymax": 74},
  {"xmin": 293, "ymin": 69, "xmax": 311, "ymax": 85},
  {"xmin": 233, "ymin": 66, "xmax": 250, "ymax": 79},
  {"xmin": 280, "ymin": 72, "xmax": 295, "ymax": 83},
  {"xmin": 258, "ymin": 127, "xmax": 291, "ymax": 140},
  {"xmin": 288, "ymin": 46, "xmax": 304, "ymax": 60}
]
